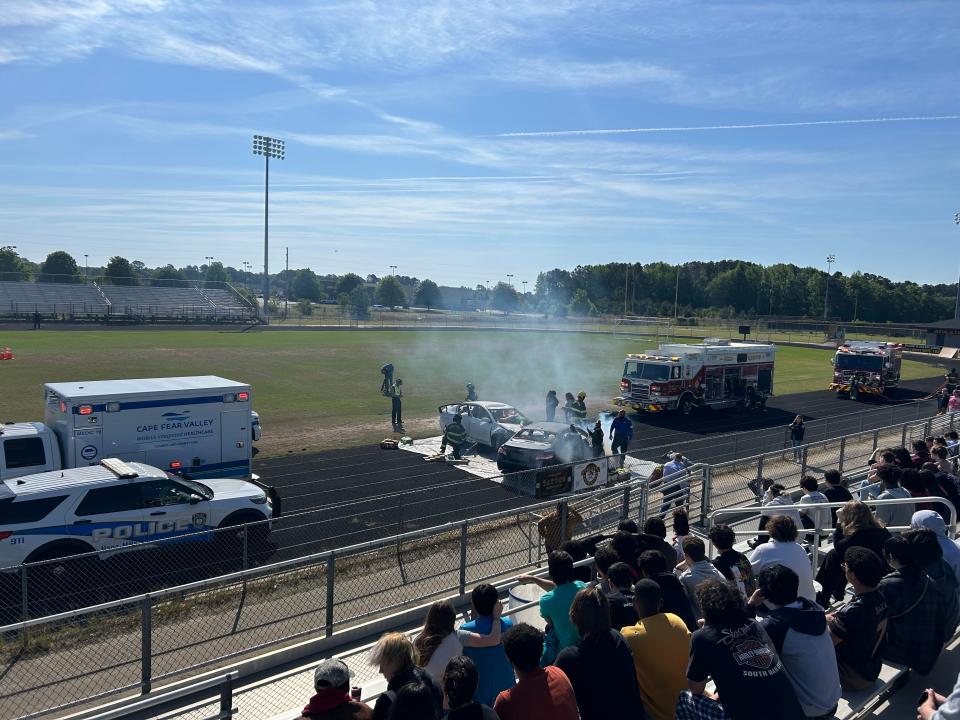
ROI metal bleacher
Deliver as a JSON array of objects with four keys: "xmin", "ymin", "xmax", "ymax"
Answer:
[{"xmin": 0, "ymin": 281, "xmax": 256, "ymax": 322}]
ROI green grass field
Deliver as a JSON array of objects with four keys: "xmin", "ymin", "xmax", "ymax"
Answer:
[{"xmin": 0, "ymin": 329, "xmax": 938, "ymax": 454}]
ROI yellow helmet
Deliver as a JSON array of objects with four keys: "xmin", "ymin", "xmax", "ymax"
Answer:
[{"xmin": 577, "ymin": 391, "xmax": 586, "ymax": 399}]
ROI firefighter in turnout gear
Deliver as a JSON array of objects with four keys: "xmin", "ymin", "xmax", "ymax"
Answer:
[
  {"xmin": 389, "ymin": 379, "xmax": 404, "ymax": 431},
  {"xmin": 441, "ymin": 413, "xmax": 468, "ymax": 459},
  {"xmin": 570, "ymin": 391, "xmax": 589, "ymax": 431}
]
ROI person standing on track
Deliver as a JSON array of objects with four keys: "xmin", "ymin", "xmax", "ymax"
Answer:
[
  {"xmin": 546, "ymin": 390, "xmax": 559, "ymax": 422},
  {"xmin": 562, "ymin": 392, "xmax": 575, "ymax": 424},
  {"xmin": 609, "ymin": 410, "xmax": 633, "ymax": 468},
  {"xmin": 466, "ymin": 383, "xmax": 478, "ymax": 401},
  {"xmin": 789, "ymin": 415, "xmax": 805, "ymax": 463},
  {"xmin": 389, "ymin": 378, "xmax": 404, "ymax": 432},
  {"xmin": 589, "ymin": 420, "xmax": 605, "ymax": 458},
  {"xmin": 570, "ymin": 391, "xmax": 589, "ymax": 431}
]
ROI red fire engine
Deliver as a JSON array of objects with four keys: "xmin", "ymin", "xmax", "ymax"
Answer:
[
  {"xmin": 613, "ymin": 339, "xmax": 776, "ymax": 416},
  {"xmin": 829, "ymin": 341, "xmax": 902, "ymax": 399}
]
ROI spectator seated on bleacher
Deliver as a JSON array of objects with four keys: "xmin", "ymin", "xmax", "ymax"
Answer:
[
  {"xmin": 621, "ymin": 579, "xmax": 691, "ymax": 720},
  {"xmin": 494, "ymin": 623, "xmax": 579, "ymax": 720},
  {"xmin": 816, "ymin": 501, "xmax": 891, "ymax": 607},
  {"xmin": 516, "ymin": 551, "xmax": 586, "ymax": 665},
  {"xmin": 642, "ymin": 516, "xmax": 680, "ymax": 568},
  {"xmin": 798, "ymin": 475, "xmax": 830, "ymax": 543},
  {"xmin": 756, "ymin": 484, "xmax": 804, "ymax": 544},
  {"xmin": 554, "ymin": 587, "xmax": 646, "ymax": 720},
  {"xmin": 560, "ymin": 539, "xmax": 593, "ymax": 584},
  {"xmin": 442, "ymin": 656, "xmax": 499, "ymax": 720},
  {"xmin": 878, "ymin": 535, "xmax": 956, "ymax": 675},
  {"xmin": 301, "ymin": 659, "xmax": 372, "ymax": 720},
  {"xmin": 913, "ymin": 439, "xmax": 933, "ymax": 468},
  {"xmin": 751, "ymin": 565, "xmax": 841, "ymax": 719},
  {"xmin": 592, "ymin": 544, "xmax": 620, "ymax": 595},
  {"xmin": 414, "ymin": 600, "xmax": 504, "ymax": 687},
  {"xmin": 825, "ymin": 547, "xmax": 889, "ymax": 690},
  {"xmin": 822, "ymin": 469, "xmax": 853, "ymax": 528},
  {"xmin": 637, "ymin": 549, "xmax": 698, "ymax": 632},
  {"xmin": 873, "ymin": 465, "xmax": 914, "ymax": 529},
  {"xmin": 671, "ymin": 509, "xmax": 691, "ymax": 564},
  {"xmin": 686, "ymin": 579, "xmax": 806, "ymax": 720},
  {"xmin": 368, "ymin": 632, "xmax": 442, "ymax": 720},
  {"xmin": 924, "ymin": 467, "xmax": 960, "ymax": 525},
  {"xmin": 605, "ymin": 562, "xmax": 639, "ymax": 629},
  {"xmin": 912, "ymin": 510, "xmax": 960, "ymax": 581},
  {"xmin": 749, "ymin": 516, "xmax": 816, "ymax": 603},
  {"xmin": 708, "ymin": 524, "xmax": 757, "ymax": 603},
  {"xmin": 906, "ymin": 529, "xmax": 960, "ymax": 633},
  {"xmin": 677, "ymin": 537, "xmax": 726, "ymax": 619},
  {"xmin": 390, "ymin": 678, "xmax": 442, "ymax": 720},
  {"xmin": 459, "ymin": 584, "xmax": 515, "ymax": 707}
]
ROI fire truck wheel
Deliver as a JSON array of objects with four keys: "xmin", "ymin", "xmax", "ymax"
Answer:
[{"xmin": 678, "ymin": 396, "xmax": 696, "ymax": 416}]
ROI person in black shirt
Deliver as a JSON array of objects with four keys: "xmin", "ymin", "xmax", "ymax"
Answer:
[
  {"xmin": 789, "ymin": 415, "xmax": 805, "ymax": 462},
  {"xmin": 686, "ymin": 579, "xmax": 805, "ymax": 720},
  {"xmin": 605, "ymin": 562, "xmax": 640, "ymax": 629},
  {"xmin": 589, "ymin": 420, "xmax": 605, "ymax": 458},
  {"xmin": 827, "ymin": 547, "xmax": 888, "ymax": 690},
  {"xmin": 822, "ymin": 469, "xmax": 853, "ymax": 528},
  {"xmin": 637, "ymin": 550, "xmax": 698, "ymax": 631},
  {"xmin": 708, "ymin": 524, "xmax": 758, "ymax": 602}
]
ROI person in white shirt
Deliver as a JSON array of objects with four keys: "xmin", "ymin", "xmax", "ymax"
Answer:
[
  {"xmin": 749, "ymin": 515, "xmax": 817, "ymax": 603},
  {"xmin": 798, "ymin": 475, "xmax": 830, "ymax": 543},
  {"xmin": 414, "ymin": 599, "xmax": 504, "ymax": 685},
  {"xmin": 873, "ymin": 465, "xmax": 913, "ymax": 530}
]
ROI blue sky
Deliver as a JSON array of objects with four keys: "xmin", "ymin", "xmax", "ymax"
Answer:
[{"xmin": 1, "ymin": 1, "xmax": 958, "ymax": 288}]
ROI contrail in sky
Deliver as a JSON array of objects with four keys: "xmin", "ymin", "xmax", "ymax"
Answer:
[{"xmin": 496, "ymin": 115, "xmax": 960, "ymax": 137}]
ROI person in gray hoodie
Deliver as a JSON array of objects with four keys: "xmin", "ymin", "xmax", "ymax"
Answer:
[
  {"xmin": 751, "ymin": 565, "xmax": 841, "ymax": 719},
  {"xmin": 677, "ymin": 536, "xmax": 725, "ymax": 619},
  {"xmin": 912, "ymin": 510, "xmax": 960, "ymax": 582}
]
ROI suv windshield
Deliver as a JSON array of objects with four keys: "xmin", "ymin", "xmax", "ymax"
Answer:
[
  {"xmin": 173, "ymin": 477, "xmax": 214, "ymax": 500},
  {"xmin": 836, "ymin": 354, "xmax": 883, "ymax": 371},
  {"xmin": 624, "ymin": 360, "xmax": 670, "ymax": 381}
]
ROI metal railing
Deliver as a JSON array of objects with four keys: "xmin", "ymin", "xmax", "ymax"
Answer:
[{"xmin": 0, "ymin": 406, "xmax": 947, "ymax": 719}]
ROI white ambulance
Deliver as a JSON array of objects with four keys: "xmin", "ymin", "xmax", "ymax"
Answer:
[
  {"xmin": 0, "ymin": 376, "xmax": 261, "ymax": 482},
  {"xmin": 614, "ymin": 339, "xmax": 776, "ymax": 415}
]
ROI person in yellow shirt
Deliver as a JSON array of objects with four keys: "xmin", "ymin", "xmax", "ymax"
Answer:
[{"xmin": 620, "ymin": 579, "xmax": 692, "ymax": 720}]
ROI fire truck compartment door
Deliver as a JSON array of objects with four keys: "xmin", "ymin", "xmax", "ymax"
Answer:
[{"xmin": 758, "ymin": 368, "xmax": 773, "ymax": 394}]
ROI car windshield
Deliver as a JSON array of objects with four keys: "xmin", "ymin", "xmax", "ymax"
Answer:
[
  {"xmin": 174, "ymin": 477, "xmax": 214, "ymax": 500},
  {"xmin": 491, "ymin": 407, "xmax": 527, "ymax": 424},
  {"xmin": 623, "ymin": 360, "xmax": 670, "ymax": 381},
  {"xmin": 836, "ymin": 354, "xmax": 883, "ymax": 371},
  {"xmin": 514, "ymin": 428, "xmax": 556, "ymax": 443}
]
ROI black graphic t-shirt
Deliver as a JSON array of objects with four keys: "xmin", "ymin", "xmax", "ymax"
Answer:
[{"xmin": 687, "ymin": 621, "xmax": 805, "ymax": 720}]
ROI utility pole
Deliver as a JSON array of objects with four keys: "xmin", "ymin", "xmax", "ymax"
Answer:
[
  {"xmin": 285, "ymin": 246, "xmax": 289, "ymax": 319},
  {"xmin": 623, "ymin": 265, "xmax": 629, "ymax": 317},
  {"xmin": 673, "ymin": 265, "xmax": 680, "ymax": 321},
  {"xmin": 954, "ymin": 213, "xmax": 960, "ymax": 319},
  {"xmin": 252, "ymin": 135, "xmax": 285, "ymax": 324},
  {"xmin": 824, "ymin": 254, "xmax": 836, "ymax": 319}
]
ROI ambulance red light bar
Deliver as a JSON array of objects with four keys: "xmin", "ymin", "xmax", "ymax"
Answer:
[
  {"xmin": 78, "ymin": 405, "xmax": 93, "ymax": 415},
  {"xmin": 0, "ymin": 532, "xmax": 12, "ymax": 541},
  {"xmin": 170, "ymin": 460, "xmax": 182, "ymax": 469},
  {"xmin": 237, "ymin": 392, "xmax": 249, "ymax": 401}
]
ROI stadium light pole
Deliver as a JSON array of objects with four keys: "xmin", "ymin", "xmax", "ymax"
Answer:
[
  {"xmin": 673, "ymin": 265, "xmax": 680, "ymax": 321},
  {"xmin": 824, "ymin": 254, "xmax": 836, "ymax": 319},
  {"xmin": 507, "ymin": 274, "xmax": 514, "ymax": 288},
  {"xmin": 389, "ymin": 265, "xmax": 397, "ymax": 276},
  {"xmin": 83, "ymin": 254, "xmax": 88, "ymax": 281},
  {"xmin": 252, "ymin": 134, "xmax": 285, "ymax": 324},
  {"xmin": 954, "ymin": 213, "xmax": 960, "ymax": 320},
  {"xmin": 522, "ymin": 280, "xmax": 528, "ymax": 295}
]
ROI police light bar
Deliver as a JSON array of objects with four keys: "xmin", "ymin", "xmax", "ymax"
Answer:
[{"xmin": 101, "ymin": 458, "xmax": 139, "ymax": 479}]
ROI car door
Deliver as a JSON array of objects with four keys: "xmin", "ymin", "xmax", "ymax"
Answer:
[
  {"xmin": 456, "ymin": 404, "xmax": 477, "ymax": 441},
  {"xmin": 138, "ymin": 478, "xmax": 211, "ymax": 541},
  {"xmin": 70, "ymin": 483, "xmax": 145, "ymax": 553},
  {"xmin": 471, "ymin": 406, "xmax": 496, "ymax": 445}
]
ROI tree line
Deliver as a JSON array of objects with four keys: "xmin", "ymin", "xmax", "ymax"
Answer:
[{"xmin": 0, "ymin": 249, "xmax": 953, "ymax": 322}]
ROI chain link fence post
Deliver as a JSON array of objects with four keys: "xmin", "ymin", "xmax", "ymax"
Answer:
[
  {"xmin": 220, "ymin": 674, "xmax": 234, "ymax": 718},
  {"xmin": 20, "ymin": 563, "xmax": 29, "ymax": 622},
  {"xmin": 640, "ymin": 481, "xmax": 650, "ymax": 522},
  {"xmin": 459, "ymin": 522, "xmax": 468, "ymax": 596},
  {"xmin": 620, "ymin": 486, "xmax": 631, "ymax": 522},
  {"xmin": 559, "ymin": 502, "xmax": 569, "ymax": 544},
  {"xmin": 917, "ymin": 402, "xmax": 922, "ymax": 420},
  {"xmin": 901, "ymin": 423, "xmax": 908, "ymax": 448},
  {"xmin": 872, "ymin": 429, "xmax": 879, "ymax": 451},
  {"xmin": 838, "ymin": 437, "xmax": 846, "ymax": 473},
  {"xmin": 242, "ymin": 526, "xmax": 249, "ymax": 572},
  {"xmin": 801, "ymin": 446, "xmax": 808, "ymax": 475},
  {"xmin": 325, "ymin": 553, "xmax": 336, "ymax": 638},
  {"xmin": 700, "ymin": 466, "xmax": 712, "ymax": 520},
  {"xmin": 141, "ymin": 595, "xmax": 152, "ymax": 695}
]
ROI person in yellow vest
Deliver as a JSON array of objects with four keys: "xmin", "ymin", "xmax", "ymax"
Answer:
[{"xmin": 570, "ymin": 391, "xmax": 588, "ymax": 431}]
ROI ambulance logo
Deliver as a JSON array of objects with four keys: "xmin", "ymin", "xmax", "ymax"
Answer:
[{"xmin": 162, "ymin": 411, "xmax": 191, "ymax": 423}]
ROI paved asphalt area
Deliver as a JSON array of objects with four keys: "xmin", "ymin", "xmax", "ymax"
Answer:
[{"xmin": 255, "ymin": 375, "xmax": 943, "ymax": 560}]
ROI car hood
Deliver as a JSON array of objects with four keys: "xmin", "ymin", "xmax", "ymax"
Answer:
[{"xmin": 202, "ymin": 478, "xmax": 265, "ymax": 500}]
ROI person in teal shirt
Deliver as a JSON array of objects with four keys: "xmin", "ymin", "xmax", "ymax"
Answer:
[{"xmin": 517, "ymin": 551, "xmax": 587, "ymax": 664}]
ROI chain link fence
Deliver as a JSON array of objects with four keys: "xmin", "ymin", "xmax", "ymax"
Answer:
[{"xmin": 0, "ymin": 407, "xmax": 951, "ymax": 719}]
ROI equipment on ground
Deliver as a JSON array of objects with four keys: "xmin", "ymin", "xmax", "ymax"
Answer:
[
  {"xmin": 380, "ymin": 438, "xmax": 399, "ymax": 449},
  {"xmin": 613, "ymin": 339, "xmax": 775, "ymax": 415},
  {"xmin": 829, "ymin": 341, "xmax": 902, "ymax": 399},
  {"xmin": 0, "ymin": 347, "xmax": 13, "ymax": 360},
  {"xmin": 0, "ymin": 376, "xmax": 262, "ymax": 482}
]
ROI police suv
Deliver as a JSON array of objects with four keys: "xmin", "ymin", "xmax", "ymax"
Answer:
[{"xmin": 0, "ymin": 458, "xmax": 276, "ymax": 568}]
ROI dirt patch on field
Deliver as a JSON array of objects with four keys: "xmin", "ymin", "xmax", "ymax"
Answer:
[{"xmin": 260, "ymin": 415, "xmax": 440, "ymax": 456}]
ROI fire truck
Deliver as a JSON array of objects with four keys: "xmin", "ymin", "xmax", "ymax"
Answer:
[
  {"xmin": 613, "ymin": 339, "xmax": 776, "ymax": 416},
  {"xmin": 829, "ymin": 341, "xmax": 902, "ymax": 399}
]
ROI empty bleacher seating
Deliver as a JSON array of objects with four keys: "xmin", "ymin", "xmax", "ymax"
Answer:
[{"xmin": 0, "ymin": 281, "xmax": 109, "ymax": 316}]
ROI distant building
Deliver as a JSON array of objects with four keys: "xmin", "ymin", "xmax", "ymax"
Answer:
[{"xmin": 924, "ymin": 318, "xmax": 960, "ymax": 349}]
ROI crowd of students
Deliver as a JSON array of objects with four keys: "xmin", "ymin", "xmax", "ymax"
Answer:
[{"xmin": 300, "ymin": 434, "xmax": 960, "ymax": 720}]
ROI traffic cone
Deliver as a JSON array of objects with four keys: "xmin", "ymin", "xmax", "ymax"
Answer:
[{"xmin": 0, "ymin": 347, "xmax": 14, "ymax": 360}]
